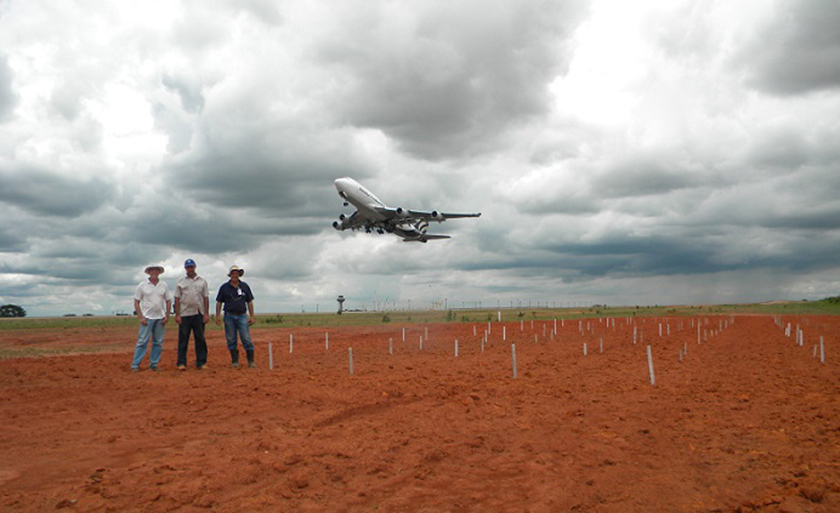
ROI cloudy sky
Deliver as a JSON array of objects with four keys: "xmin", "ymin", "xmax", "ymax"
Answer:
[{"xmin": 1, "ymin": 0, "xmax": 839, "ymax": 316}]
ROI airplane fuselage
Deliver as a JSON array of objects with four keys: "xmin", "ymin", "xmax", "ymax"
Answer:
[{"xmin": 335, "ymin": 177, "xmax": 388, "ymax": 222}]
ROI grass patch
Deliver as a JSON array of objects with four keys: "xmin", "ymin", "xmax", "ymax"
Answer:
[
  {"xmin": 0, "ymin": 345, "xmax": 116, "ymax": 360},
  {"xmin": 1, "ymin": 300, "xmax": 838, "ymax": 335}
]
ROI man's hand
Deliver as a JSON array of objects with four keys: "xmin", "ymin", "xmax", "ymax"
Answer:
[
  {"xmin": 175, "ymin": 314, "xmax": 182, "ymax": 325},
  {"xmin": 162, "ymin": 315, "xmax": 169, "ymax": 326},
  {"xmin": 248, "ymin": 316, "xmax": 256, "ymax": 326},
  {"xmin": 139, "ymin": 316, "xmax": 148, "ymax": 326},
  {"xmin": 203, "ymin": 314, "xmax": 210, "ymax": 324},
  {"xmin": 215, "ymin": 316, "xmax": 222, "ymax": 326}
]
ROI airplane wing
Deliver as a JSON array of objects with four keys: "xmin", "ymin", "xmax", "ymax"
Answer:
[
  {"xmin": 373, "ymin": 207, "xmax": 481, "ymax": 222},
  {"xmin": 418, "ymin": 211, "xmax": 481, "ymax": 220}
]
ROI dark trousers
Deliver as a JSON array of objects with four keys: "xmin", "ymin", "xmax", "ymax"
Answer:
[{"xmin": 177, "ymin": 314, "xmax": 207, "ymax": 367}]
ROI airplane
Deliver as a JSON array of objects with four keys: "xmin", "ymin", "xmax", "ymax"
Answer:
[{"xmin": 332, "ymin": 177, "xmax": 481, "ymax": 242}]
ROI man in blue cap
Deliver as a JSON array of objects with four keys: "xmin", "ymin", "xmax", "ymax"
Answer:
[{"xmin": 174, "ymin": 258, "xmax": 210, "ymax": 370}]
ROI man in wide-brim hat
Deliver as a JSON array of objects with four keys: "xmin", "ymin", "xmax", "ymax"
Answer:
[
  {"xmin": 132, "ymin": 265, "xmax": 171, "ymax": 371},
  {"xmin": 215, "ymin": 265, "xmax": 257, "ymax": 368}
]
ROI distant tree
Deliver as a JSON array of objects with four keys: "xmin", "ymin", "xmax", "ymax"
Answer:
[{"xmin": 0, "ymin": 304, "xmax": 26, "ymax": 318}]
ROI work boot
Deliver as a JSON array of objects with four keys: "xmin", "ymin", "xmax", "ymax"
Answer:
[
  {"xmin": 230, "ymin": 349, "xmax": 240, "ymax": 369},
  {"xmin": 246, "ymin": 350, "xmax": 256, "ymax": 368}
]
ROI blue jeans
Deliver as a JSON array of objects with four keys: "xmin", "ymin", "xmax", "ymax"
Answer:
[
  {"xmin": 132, "ymin": 318, "xmax": 165, "ymax": 368},
  {"xmin": 224, "ymin": 314, "xmax": 254, "ymax": 351}
]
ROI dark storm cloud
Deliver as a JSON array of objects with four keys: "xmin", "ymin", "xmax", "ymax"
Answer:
[
  {"xmin": 467, "ymin": 234, "xmax": 718, "ymax": 278},
  {"xmin": 743, "ymin": 0, "xmax": 840, "ymax": 95},
  {"xmin": 0, "ymin": 53, "xmax": 16, "ymax": 121},
  {"xmin": 128, "ymin": 208, "xmax": 322, "ymax": 254},
  {"xmin": 745, "ymin": 124, "xmax": 840, "ymax": 178},
  {"xmin": 516, "ymin": 192, "xmax": 600, "ymax": 216},
  {"xmin": 0, "ymin": 166, "xmax": 116, "ymax": 217},
  {"xmin": 0, "ymin": 227, "xmax": 25, "ymax": 252},
  {"xmin": 32, "ymin": 230, "xmax": 172, "ymax": 281},
  {"xmin": 116, "ymin": 185, "xmax": 332, "ymax": 256},
  {"xmin": 238, "ymin": 0, "xmax": 284, "ymax": 25},
  {"xmin": 469, "ymin": 224, "xmax": 840, "ymax": 283},
  {"xmin": 762, "ymin": 210, "xmax": 840, "ymax": 231},
  {"xmin": 320, "ymin": 0, "xmax": 588, "ymax": 160},
  {"xmin": 152, "ymin": 101, "xmax": 193, "ymax": 154},
  {"xmin": 594, "ymin": 157, "xmax": 707, "ymax": 199},
  {"xmin": 164, "ymin": 122, "xmax": 372, "ymax": 218},
  {"xmin": 162, "ymin": 74, "xmax": 205, "ymax": 114}
]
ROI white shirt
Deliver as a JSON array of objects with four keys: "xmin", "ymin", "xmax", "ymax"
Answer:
[
  {"xmin": 134, "ymin": 279, "xmax": 172, "ymax": 319},
  {"xmin": 175, "ymin": 274, "xmax": 209, "ymax": 316}
]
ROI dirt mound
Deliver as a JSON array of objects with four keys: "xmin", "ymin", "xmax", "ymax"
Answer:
[{"xmin": 1, "ymin": 316, "xmax": 838, "ymax": 511}]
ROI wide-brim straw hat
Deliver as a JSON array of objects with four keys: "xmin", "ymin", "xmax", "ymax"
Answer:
[
  {"xmin": 228, "ymin": 265, "xmax": 245, "ymax": 277},
  {"xmin": 144, "ymin": 265, "xmax": 165, "ymax": 274}
]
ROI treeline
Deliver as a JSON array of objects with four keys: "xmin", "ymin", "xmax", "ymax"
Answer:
[{"xmin": 0, "ymin": 304, "xmax": 27, "ymax": 318}]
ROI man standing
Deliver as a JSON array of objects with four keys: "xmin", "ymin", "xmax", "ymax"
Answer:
[
  {"xmin": 132, "ymin": 265, "xmax": 172, "ymax": 372},
  {"xmin": 174, "ymin": 258, "xmax": 210, "ymax": 370},
  {"xmin": 215, "ymin": 265, "xmax": 256, "ymax": 368}
]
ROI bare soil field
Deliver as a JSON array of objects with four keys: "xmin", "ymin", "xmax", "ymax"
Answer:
[{"xmin": 0, "ymin": 315, "xmax": 838, "ymax": 512}]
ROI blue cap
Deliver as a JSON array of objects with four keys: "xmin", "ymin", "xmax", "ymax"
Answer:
[{"xmin": 184, "ymin": 258, "xmax": 197, "ymax": 268}]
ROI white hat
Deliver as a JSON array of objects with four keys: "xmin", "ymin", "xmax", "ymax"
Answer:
[
  {"xmin": 228, "ymin": 265, "xmax": 245, "ymax": 277},
  {"xmin": 144, "ymin": 265, "xmax": 165, "ymax": 274}
]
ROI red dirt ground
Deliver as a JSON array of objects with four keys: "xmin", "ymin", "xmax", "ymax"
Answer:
[{"xmin": 0, "ymin": 315, "xmax": 838, "ymax": 512}]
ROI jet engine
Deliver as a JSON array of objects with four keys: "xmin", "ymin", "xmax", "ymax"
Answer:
[
  {"xmin": 395, "ymin": 207, "xmax": 409, "ymax": 217},
  {"xmin": 332, "ymin": 221, "xmax": 344, "ymax": 231},
  {"xmin": 339, "ymin": 213, "xmax": 347, "ymax": 221},
  {"xmin": 431, "ymin": 211, "xmax": 445, "ymax": 222}
]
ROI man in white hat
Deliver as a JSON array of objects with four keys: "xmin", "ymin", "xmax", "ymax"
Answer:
[
  {"xmin": 131, "ymin": 265, "xmax": 172, "ymax": 371},
  {"xmin": 214, "ymin": 265, "xmax": 256, "ymax": 368}
]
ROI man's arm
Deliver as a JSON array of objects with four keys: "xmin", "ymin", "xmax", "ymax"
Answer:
[
  {"xmin": 174, "ymin": 297, "xmax": 182, "ymax": 324},
  {"xmin": 247, "ymin": 301, "xmax": 256, "ymax": 325},
  {"xmin": 135, "ymin": 299, "xmax": 146, "ymax": 325},
  {"xmin": 215, "ymin": 301, "xmax": 222, "ymax": 325},
  {"xmin": 163, "ymin": 300, "xmax": 172, "ymax": 325},
  {"xmin": 203, "ymin": 296, "xmax": 210, "ymax": 324}
]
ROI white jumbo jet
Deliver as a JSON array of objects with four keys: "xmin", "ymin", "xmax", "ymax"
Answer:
[{"xmin": 332, "ymin": 177, "xmax": 481, "ymax": 243}]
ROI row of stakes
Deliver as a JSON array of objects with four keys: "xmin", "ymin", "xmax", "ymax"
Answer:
[
  {"xmin": 260, "ymin": 316, "xmax": 751, "ymax": 385},
  {"xmin": 776, "ymin": 317, "xmax": 827, "ymax": 364}
]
